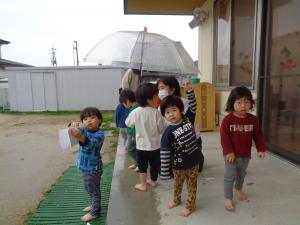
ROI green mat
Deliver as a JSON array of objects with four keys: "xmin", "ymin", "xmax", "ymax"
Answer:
[{"xmin": 26, "ymin": 163, "xmax": 114, "ymax": 225}]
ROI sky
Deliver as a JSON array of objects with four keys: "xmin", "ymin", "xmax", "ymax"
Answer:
[{"xmin": 0, "ymin": 0, "xmax": 198, "ymax": 67}]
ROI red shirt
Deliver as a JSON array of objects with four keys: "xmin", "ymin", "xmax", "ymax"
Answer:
[{"xmin": 220, "ymin": 113, "xmax": 265, "ymax": 157}]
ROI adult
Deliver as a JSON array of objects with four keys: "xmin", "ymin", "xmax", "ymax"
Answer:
[{"xmin": 121, "ymin": 68, "xmax": 141, "ymax": 92}]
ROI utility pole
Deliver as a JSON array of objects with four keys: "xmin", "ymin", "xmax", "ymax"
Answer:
[
  {"xmin": 73, "ymin": 41, "xmax": 79, "ymax": 66},
  {"xmin": 50, "ymin": 47, "xmax": 57, "ymax": 66}
]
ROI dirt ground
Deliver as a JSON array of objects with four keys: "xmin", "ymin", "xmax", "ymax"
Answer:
[{"xmin": 0, "ymin": 114, "xmax": 117, "ymax": 225}]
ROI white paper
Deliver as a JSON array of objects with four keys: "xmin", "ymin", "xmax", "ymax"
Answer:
[{"xmin": 59, "ymin": 128, "xmax": 79, "ymax": 150}]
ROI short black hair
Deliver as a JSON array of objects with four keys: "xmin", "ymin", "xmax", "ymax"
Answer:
[
  {"xmin": 225, "ymin": 86, "xmax": 255, "ymax": 112},
  {"xmin": 160, "ymin": 95, "xmax": 184, "ymax": 117},
  {"xmin": 135, "ymin": 83, "xmax": 158, "ymax": 107},
  {"xmin": 119, "ymin": 88, "xmax": 136, "ymax": 103},
  {"xmin": 80, "ymin": 107, "xmax": 103, "ymax": 126},
  {"xmin": 132, "ymin": 69, "xmax": 141, "ymax": 75},
  {"xmin": 157, "ymin": 76, "xmax": 181, "ymax": 97}
]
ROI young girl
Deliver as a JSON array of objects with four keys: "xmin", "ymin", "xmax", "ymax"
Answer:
[
  {"xmin": 125, "ymin": 83, "xmax": 165, "ymax": 191},
  {"xmin": 220, "ymin": 86, "xmax": 266, "ymax": 211},
  {"xmin": 157, "ymin": 76, "xmax": 196, "ymax": 124},
  {"xmin": 160, "ymin": 95, "xmax": 200, "ymax": 217},
  {"xmin": 69, "ymin": 107, "xmax": 104, "ymax": 222},
  {"xmin": 157, "ymin": 76, "xmax": 204, "ymax": 172}
]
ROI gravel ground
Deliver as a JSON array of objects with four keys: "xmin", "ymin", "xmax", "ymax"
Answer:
[{"xmin": 0, "ymin": 114, "xmax": 117, "ymax": 225}]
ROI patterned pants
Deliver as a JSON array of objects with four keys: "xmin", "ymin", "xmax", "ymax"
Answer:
[
  {"xmin": 82, "ymin": 172, "xmax": 102, "ymax": 216},
  {"xmin": 173, "ymin": 165, "xmax": 199, "ymax": 211}
]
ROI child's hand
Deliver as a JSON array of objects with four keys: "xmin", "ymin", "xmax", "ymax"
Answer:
[
  {"xmin": 257, "ymin": 152, "xmax": 265, "ymax": 160},
  {"xmin": 226, "ymin": 152, "xmax": 235, "ymax": 163},
  {"xmin": 69, "ymin": 127, "xmax": 82, "ymax": 138},
  {"xmin": 182, "ymin": 80, "xmax": 193, "ymax": 91}
]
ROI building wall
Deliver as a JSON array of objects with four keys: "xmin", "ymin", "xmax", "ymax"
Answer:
[
  {"xmin": 6, "ymin": 66, "xmax": 124, "ymax": 111},
  {"xmin": 0, "ymin": 68, "xmax": 6, "ymax": 79},
  {"xmin": 198, "ymin": 0, "xmax": 259, "ymax": 126}
]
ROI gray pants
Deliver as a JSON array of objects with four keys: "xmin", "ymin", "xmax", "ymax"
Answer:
[
  {"xmin": 224, "ymin": 157, "xmax": 250, "ymax": 200},
  {"xmin": 82, "ymin": 172, "xmax": 102, "ymax": 216},
  {"xmin": 120, "ymin": 128, "xmax": 128, "ymax": 147}
]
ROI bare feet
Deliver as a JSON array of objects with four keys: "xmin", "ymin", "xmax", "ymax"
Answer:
[
  {"xmin": 134, "ymin": 183, "xmax": 147, "ymax": 192},
  {"xmin": 168, "ymin": 200, "xmax": 180, "ymax": 209},
  {"xmin": 224, "ymin": 199, "xmax": 235, "ymax": 211},
  {"xmin": 146, "ymin": 179, "xmax": 157, "ymax": 187},
  {"xmin": 179, "ymin": 208, "xmax": 192, "ymax": 217},
  {"xmin": 81, "ymin": 213, "xmax": 97, "ymax": 222},
  {"xmin": 128, "ymin": 164, "xmax": 136, "ymax": 169},
  {"xmin": 236, "ymin": 190, "xmax": 247, "ymax": 201},
  {"xmin": 133, "ymin": 167, "xmax": 139, "ymax": 172},
  {"xmin": 83, "ymin": 206, "xmax": 91, "ymax": 212}
]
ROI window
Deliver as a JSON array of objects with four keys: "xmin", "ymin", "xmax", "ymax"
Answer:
[{"xmin": 214, "ymin": 0, "xmax": 256, "ymax": 87}]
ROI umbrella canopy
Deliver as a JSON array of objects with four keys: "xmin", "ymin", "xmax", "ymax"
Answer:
[{"xmin": 83, "ymin": 31, "xmax": 199, "ymax": 76}]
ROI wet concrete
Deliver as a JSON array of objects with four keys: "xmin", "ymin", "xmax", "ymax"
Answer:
[{"xmin": 106, "ymin": 142, "xmax": 161, "ymax": 225}]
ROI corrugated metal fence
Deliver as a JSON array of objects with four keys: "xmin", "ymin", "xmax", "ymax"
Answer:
[{"xmin": 6, "ymin": 66, "xmax": 125, "ymax": 111}]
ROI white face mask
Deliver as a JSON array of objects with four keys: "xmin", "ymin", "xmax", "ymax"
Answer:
[{"xmin": 158, "ymin": 90, "xmax": 168, "ymax": 100}]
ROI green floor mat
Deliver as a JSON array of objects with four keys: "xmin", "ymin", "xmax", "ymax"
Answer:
[{"xmin": 26, "ymin": 163, "xmax": 114, "ymax": 225}]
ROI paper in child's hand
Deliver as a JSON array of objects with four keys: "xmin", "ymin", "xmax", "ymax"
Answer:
[{"xmin": 59, "ymin": 128, "xmax": 79, "ymax": 150}]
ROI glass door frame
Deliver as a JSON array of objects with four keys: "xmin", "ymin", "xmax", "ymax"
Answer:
[{"xmin": 259, "ymin": 0, "xmax": 300, "ymax": 165}]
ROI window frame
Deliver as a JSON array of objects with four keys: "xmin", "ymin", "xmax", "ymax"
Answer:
[{"xmin": 213, "ymin": 0, "xmax": 258, "ymax": 90}]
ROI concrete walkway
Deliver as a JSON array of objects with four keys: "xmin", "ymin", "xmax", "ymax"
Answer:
[{"xmin": 106, "ymin": 132, "xmax": 300, "ymax": 225}]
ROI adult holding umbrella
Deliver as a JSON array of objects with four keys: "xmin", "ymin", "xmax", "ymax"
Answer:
[{"xmin": 121, "ymin": 68, "xmax": 141, "ymax": 92}]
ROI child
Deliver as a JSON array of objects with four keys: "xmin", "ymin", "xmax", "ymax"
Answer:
[
  {"xmin": 157, "ymin": 76, "xmax": 204, "ymax": 172},
  {"xmin": 119, "ymin": 88, "xmax": 139, "ymax": 172},
  {"xmin": 157, "ymin": 76, "xmax": 196, "ymax": 124},
  {"xmin": 125, "ymin": 83, "xmax": 165, "ymax": 192},
  {"xmin": 115, "ymin": 96, "xmax": 129, "ymax": 152},
  {"xmin": 160, "ymin": 95, "xmax": 200, "ymax": 217},
  {"xmin": 220, "ymin": 86, "xmax": 266, "ymax": 211},
  {"xmin": 69, "ymin": 107, "xmax": 104, "ymax": 222}
]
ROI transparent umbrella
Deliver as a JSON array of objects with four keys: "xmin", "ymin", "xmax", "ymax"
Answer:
[{"xmin": 83, "ymin": 31, "xmax": 199, "ymax": 76}]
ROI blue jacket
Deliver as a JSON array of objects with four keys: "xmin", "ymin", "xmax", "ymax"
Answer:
[
  {"xmin": 76, "ymin": 128, "xmax": 104, "ymax": 174},
  {"xmin": 115, "ymin": 103, "xmax": 129, "ymax": 128}
]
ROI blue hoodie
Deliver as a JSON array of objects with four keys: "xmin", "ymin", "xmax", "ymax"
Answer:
[{"xmin": 115, "ymin": 103, "xmax": 129, "ymax": 128}]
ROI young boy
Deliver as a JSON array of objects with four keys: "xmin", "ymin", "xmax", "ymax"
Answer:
[
  {"xmin": 160, "ymin": 95, "xmax": 200, "ymax": 217},
  {"xmin": 119, "ymin": 88, "xmax": 139, "ymax": 171},
  {"xmin": 69, "ymin": 107, "xmax": 104, "ymax": 222}
]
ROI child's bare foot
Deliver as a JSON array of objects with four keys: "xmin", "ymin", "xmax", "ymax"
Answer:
[
  {"xmin": 179, "ymin": 208, "xmax": 192, "ymax": 217},
  {"xmin": 83, "ymin": 206, "xmax": 91, "ymax": 212},
  {"xmin": 128, "ymin": 164, "xmax": 136, "ymax": 169},
  {"xmin": 236, "ymin": 190, "xmax": 247, "ymax": 201},
  {"xmin": 81, "ymin": 213, "xmax": 97, "ymax": 222},
  {"xmin": 168, "ymin": 200, "xmax": 180, "ymax": 209},
  {"xmin": 146, "ymin": 179, "xmax": 157, "ymax": 187},
  {"xmin": 224, "ymin": 199, "xmax": 235, "ymax": 211},
  {"xmin": 134, "ymin": 183, "xmax": 147, "ymax": 192}
]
